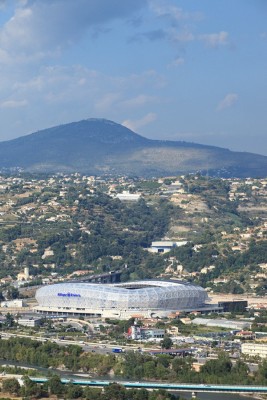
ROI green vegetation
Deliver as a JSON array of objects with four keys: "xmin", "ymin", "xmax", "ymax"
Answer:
[
  {"xmin": 2, "ymin": 377, "xmax": 179, "ymax": 400},
  {"xmin": 2, "ymin": 337, "xmax": 267, "ymax": 387},
  {"xmin": 0, "ymin": 190, "xmax": 174, "ymax": 280},
  {"xmin": 0, "ymin": 172, "xmax": 267, "ymax": 295}
]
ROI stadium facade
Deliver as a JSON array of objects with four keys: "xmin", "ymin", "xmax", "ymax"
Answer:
[{"xmin": 35, "ymin": 280, "xmax": 213, "ymax": 319}]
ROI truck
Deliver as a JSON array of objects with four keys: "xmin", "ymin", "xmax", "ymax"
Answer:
[{"xmin": 112, "ymin": 348, "xmax": 123, "ymax": 353}]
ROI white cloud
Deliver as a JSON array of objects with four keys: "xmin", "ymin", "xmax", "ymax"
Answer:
[
  {"xmin": 172, "ymin": 30, "xmax": 195, "ymax": 43},
  {"xmin": 150, "ymin": 2, "xmax": 202, "ymax": 23},
  {"xmin": 0, "ymin": 63, "xmax": 164, "ymax": 138},
  {"xmin": 150, "ymin": 3, "xmax": 185, "ymax": 21},
  {"xmin": 146, "ymin": 4, "xmax": 228, "ymax": 52},
  {"xmin": 94, "ymin": 92, "xmax": 122, "ymax": 112},
  {"xmin": 199, "ymin": 31, "xmax": 229, "ymax": 48},
  {"xmin": 173, "ymin": 57, "xmax": 185, "ymax": 66},
  {"xmin": 0, "ymin": 0, "xmax": 147, "ymax": 63},
  {"xmin": 10, "ymin": 66, "xmax": 164, "ymax": 107},
  {"xmin": 120, "ymin": 94, "xmax": 158, "ymax": 108},
  {"xmin": 122, "ymin": 112, "xmax": 157, "ymax": 131},
  {"xmin": 217, "ymin": 93, "xmax": 238, "ymax": 111},
  {"xmin": 0, "ymin": 48, "xmax": 10, "ymax": 64},
  {"xmin": 0, "ymin": 99, "xmax": 28, "ymax": 108},
  {"xmin": 168, "ymin": 57, "xmax": 184, "ymax": 68}
]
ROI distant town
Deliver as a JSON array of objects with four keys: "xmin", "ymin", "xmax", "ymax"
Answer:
[{"xmin": 0, "ymin": 173, "xmax": 267, "ymax": 398}]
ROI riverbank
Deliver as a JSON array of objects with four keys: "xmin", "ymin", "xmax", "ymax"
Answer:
[{"xmin": 0, "ymin": 359, "xmax": 266, "ymax": 400}]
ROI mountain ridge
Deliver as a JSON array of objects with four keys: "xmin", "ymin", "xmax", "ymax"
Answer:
[{"xmin": 0, "ymin": 118, "xmax": 266, "ymax": 177}]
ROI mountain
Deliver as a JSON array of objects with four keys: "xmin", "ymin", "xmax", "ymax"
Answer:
[{"xmin": 0, "ymin": 118, "xmax": 266, "ymax": 177}]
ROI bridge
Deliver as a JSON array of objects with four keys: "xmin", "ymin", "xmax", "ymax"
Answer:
[{"xmin": 30, "ymin": 378, "xmax": 267, "ymax": 394}]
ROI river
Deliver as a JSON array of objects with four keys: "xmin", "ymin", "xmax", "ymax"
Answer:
[
  {"xmin": 178, "ymin": 393, "xmax": 256, "ymax": 400},
  {"xmin": 0, "ymin": 360, "xmax": 259, "ymax": 400}
]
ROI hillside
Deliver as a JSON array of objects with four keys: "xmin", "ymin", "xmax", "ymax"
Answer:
[
  {"xmin": 0, "ymin": 173, "xmax": 267, "ymax": 295},
  {"xmin": 0, "ymin": 118, "xmax": 266, "ymax": 177}
]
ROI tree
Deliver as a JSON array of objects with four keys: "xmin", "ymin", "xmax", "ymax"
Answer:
[
  {"xmin": 2, "ymin": 378, "xmax": 20, "ymax": 395},
  {"xmin": 5, "ymin": 312, "xmax": 15, "ymax": 327},
  {"xmin": 160, "ymin": 336, "xmax": 173, "ymax": 349},
  {"xmin": 83, "ymin": 386, "xmax": 102, "ymax": 400},
  {"xmin": 65, "ymin": 383, "xmax": 83, "ymax": 399},
  {"xmin": 103, "ymin": 383, "xmax": 127, "ymax": 400},
  {"xmin": 172, "ymin": 357, "xmax": 192, "ymax": 375},
  {"xmin": 144, "ymin": 360, "xmax": 156, "ymax": 378},
  {"xmin": 257, "ymin": 359, "xmax": 267, "ymax": 383},
  {"xmin": 149, "ymin": 389, "xmax": 176, "ymax": 399},
  {"xmin": 200, "ymin": 354, "xmax": 232, "ymax": 378},
  {"xmin": 21, "ymin": 376, "xmax": 42, "ymax": 398},
  {"xmin": 132, "ymin": 388, "xmax": 149, "ymax": 400},
  {"xmin": 6, "ymin": 286, "xmax": 19, "ymax": 300},
  {"xmin": 46, "ymin": 374, "xmax": 64, "ymax": 396}
]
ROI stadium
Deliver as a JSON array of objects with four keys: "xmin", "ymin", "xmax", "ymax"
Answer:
[{"xmin": 35, "ymin": 280, "xmax": 212, "ymax": 319}]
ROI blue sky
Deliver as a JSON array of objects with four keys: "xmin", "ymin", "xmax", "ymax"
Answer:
[{"xmin": 0, "ymin": 0, "xmax": 266, "ymax": 155}]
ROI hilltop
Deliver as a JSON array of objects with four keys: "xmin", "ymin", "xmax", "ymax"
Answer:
[{"xmin": 0, "ymin": 118, "xmax": 267, "ymax": 177}]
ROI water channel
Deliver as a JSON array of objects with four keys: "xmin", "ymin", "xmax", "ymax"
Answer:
[
  {"xmin": 0, "ymin": 359, "xmax": 259, "ymax": 400},
  {"xmin": 179, "ymin": 393, "xmax": 256, "ymax": 400}
]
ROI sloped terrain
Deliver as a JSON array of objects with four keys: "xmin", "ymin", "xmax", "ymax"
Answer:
[{"xmin": 0, "ymin": 118, "xmax": 266, "ymax": 177}]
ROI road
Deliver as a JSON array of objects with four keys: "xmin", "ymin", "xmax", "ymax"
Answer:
[
  {"xmin": 0, "ymin": 331, "xmax": 139, "ymax": 354},
  {"xmin": 0, "ymin": 331, "xmax": 259, "ymax": 373}
]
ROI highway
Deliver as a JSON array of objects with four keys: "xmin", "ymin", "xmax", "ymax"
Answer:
[{"xmin": 0, "ymin": 331, "xmax": 138, "ymax": 354}]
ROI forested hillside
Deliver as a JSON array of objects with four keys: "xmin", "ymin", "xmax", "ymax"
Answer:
[
  {"xmin": 0, "ymin": 173, "xmax": 266, "ymax": 296},
  {"xmin": 0, "ymin": 181, "xmax": 174, "ymax": 282}
]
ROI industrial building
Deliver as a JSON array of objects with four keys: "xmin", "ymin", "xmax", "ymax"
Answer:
[
  {"xmin": 218, "ymin": 300, "xmax": 248, "ymax": 313},
  {"xmin": 35, "ymin": 280, "xmax": 212, "ymax": 320},
  {"xmin": 192, "ymin": 318, "xmax": 251, "ymax": 330}
]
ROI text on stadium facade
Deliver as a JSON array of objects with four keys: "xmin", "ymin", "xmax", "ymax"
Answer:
[{"xmin": 57, "ymin": 292, "xmax": 81, "ymax": 297}]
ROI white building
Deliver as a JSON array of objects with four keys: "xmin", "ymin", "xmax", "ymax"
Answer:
[
  {"xmin": 241, "ymin": 342, "xmax": 267, "ymax": 359},
  {"xmin": 148, "ymin": 241, "xmax": 188, "ymax": 254},
  {"xmin": 42, "ymin": 248, "xmax": 54, "ymax": 259},
  {"xmin": 115, "ymin": 191, "xmax": 141, "ymax": 202},
  {"xmin": 128, "ymin": 325, "xmax": 165, "ymax": 340},
  {"xmin": 1, "ymin": 299, "xmax": 25, "ymax": 308},
  {"xmin": 17, "ymin": 267, "xmax": 30, "ymax": 281},
  {"xmin": 18, "ymin": 317, "xmax": 42, "ymax": 327},
  {"xmin": 35, "ymin": 280, "xmax": 210, "ymax": 320}
]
